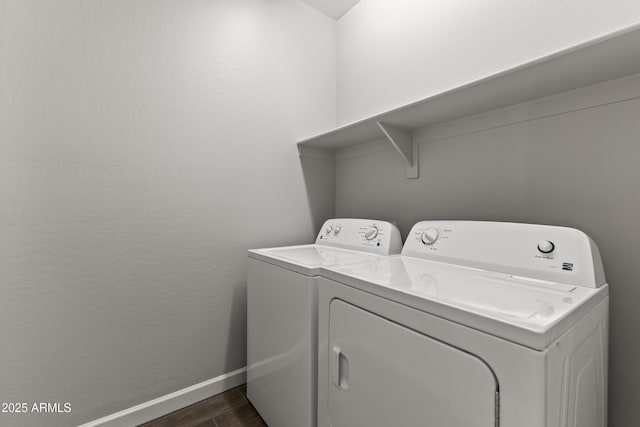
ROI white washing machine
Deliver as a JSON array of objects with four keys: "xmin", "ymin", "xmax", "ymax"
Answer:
[
  {"xmin": 317, "ymin": 221, "xmax": 608, "ymax": 427},
  {"xmin": 247, "ymin": 218, "xmax": 402, "ymax": 427}
]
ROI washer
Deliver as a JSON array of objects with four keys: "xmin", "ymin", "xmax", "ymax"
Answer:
[
  {"xmin": 247, "ymin": 218, "xmax": 402, "ymax": 427},
  {"xmin": 317, "ymin": 221, "xmax": 608, "ymax": 427}
]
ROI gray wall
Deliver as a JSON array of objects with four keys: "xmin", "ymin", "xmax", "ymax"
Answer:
[
  {"xmin": 335, "ymin": 3, "xmax": 640, "ymax": 423},
  {"xmin": 335, "ymin": 75, "xmax": 640, "ymax": 426},
  {"xmin": 0, "ymin": 1, "xmax": 335, "ymax": 426},
  {"xmin": 337, "ymin": 0, "xmax": 640, "ymax": 125}
]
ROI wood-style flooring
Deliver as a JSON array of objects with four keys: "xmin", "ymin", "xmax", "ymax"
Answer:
[{"xmin": 140, "ymin": 384, "xmax": 267, "ymax": 427}]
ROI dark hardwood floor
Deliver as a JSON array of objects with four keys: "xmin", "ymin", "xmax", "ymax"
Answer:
[{"xmin": 140, "ymin": 384, "xmax": 267, "ymax": 427}]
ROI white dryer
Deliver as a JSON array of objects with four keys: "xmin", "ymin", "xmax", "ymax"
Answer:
[
  {"xmin": 247, "ymin": 218, "xmax": 402, "ymax": 427},
  {"xmin": 317, "ymin": 221, "xmax": 608, "ymax": 427}
]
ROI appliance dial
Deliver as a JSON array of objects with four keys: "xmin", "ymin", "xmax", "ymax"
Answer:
[
  {"xmin": 421, "ymin": 227, "xmax": 440, "ymax": 245},
  {"xmin": 325, "ymin": 225, "xmax": 333, "ymax": 234},
  {"xmin": 364, "ymin": 226, "xmax": 379, "ymax": 241},
  {"xmin": 538, "ymin": 240, "xmax": 555, "ymax": 254},
  {"xmin": 333, "ymin": 226, "xmax": 342, "ymax": 235}
]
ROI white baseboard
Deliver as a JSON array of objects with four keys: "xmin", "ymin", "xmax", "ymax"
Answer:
[{"xmin": 78, "ymin": 367, "xmax": 247, "ymax": 427}]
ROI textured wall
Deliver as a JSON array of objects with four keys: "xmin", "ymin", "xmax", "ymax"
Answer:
[
  {"xmin": 337, "ymin": 0, "xmax": 640, "ymax": 124},
  {"xmin": 336, "ymin": 3, "xmax": 640, "ymax": 423},
  {"xmin": 0, "ymin": 1, "xmax": 335, "ymax": 426},
  {"xmin": 335, "ymin": 75, "xmax": 640, "ymax": 426}
]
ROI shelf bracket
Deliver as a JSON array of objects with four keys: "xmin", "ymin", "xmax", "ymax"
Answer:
[{"xmin": 377, "ymin": 121, "xmax": 418, "ymax": 179}]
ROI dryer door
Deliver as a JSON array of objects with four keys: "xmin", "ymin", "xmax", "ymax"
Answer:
[{"xmin": 327, "ymin": 299, "xmax": 498, "ymax": 427}]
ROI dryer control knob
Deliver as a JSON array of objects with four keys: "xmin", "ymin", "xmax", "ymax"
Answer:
[
  {"xmin": 364, "ymin": 226, "xmax": 379, "ymax": 241},
  {"xmin": 538, "ymin": 240, "xmax": 555, "ymax": 254},
  {"xmin": 333, "ymin": 226, "xmax": 342, "ymax": 235},
  {"xmin": 421, "ymin": 227, "xmax": 440, "ymax": 245},
  {"xmin": 325, "ymin": 225, "xmax": 333, "ymax": 234}
]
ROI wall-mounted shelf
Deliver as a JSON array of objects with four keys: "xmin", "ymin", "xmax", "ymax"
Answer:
[{"xmin": 297, "ymin": 24, "xmax": 640, "ymax": 179}]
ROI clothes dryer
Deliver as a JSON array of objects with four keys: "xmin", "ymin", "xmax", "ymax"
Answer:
[
  {"xmin": 247, "ymin": 218, "xmax": 401, "ymax": 427},
  {"xmin": 317, "ymin": 221, "xmax": 608, "ymax": 427}
]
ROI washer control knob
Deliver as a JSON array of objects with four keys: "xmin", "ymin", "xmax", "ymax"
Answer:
[
  {"xmin": 364, "ymin": 226, "xmax": 379, "ymax": 241},
  {"xmin": 333, "ymin": 226, "xmax": 342, "ymax": 235},
  {"xmin": 325, "ymin": 225, "xmax": 333, "ymax": 234},
  {"xmin": 538, "ymin": 240, "xmax": 555, "ymax": 254},
  {"xmin": 421, "ymin": 227, "xmax": 440, "ymax": 245}
]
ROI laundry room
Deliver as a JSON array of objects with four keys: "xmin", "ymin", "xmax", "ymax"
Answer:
[{"xmin": 2, "ymin": 1, "xmax": 639, "ymax": 427}]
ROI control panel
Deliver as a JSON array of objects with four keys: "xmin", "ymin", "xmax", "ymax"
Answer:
[
  {"xmin": 402, "ymin": 221, "xmax": 605, "ymax": 288},
  {"xmin": 316, "ymin": 218, "xmax": 402, "ymax": 255}
]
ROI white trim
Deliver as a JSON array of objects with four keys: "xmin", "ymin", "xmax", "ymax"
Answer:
[
  {"xmin": 298, "ymin": 144, "xmax": 335, "ymax": 159},
  {"xmin": 77, "ymin": 367, "xmax": 247, "ymax": 427},
  {"xmin": 335, "ymin": 138, "xmax": 391, "ymax": 160},
  {"xmin": 334, "ymin": 72, "xmax": 640, "ymax": 160},
  {"xmin": 414, "ymin": 72, "xmax": 640, "ymax": 145}
]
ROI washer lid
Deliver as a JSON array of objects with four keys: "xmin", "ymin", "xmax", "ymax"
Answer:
[
  {"xmin": 322, "ymin": 256, "xmax": 608, "ymax": 350},
  {"xmin": 248, "ymin": 244, "xmax": 383, "ymax": 276},
  {"xmin": 402, "ymin": 221, "xmax": 605, "ymax": 288}
]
